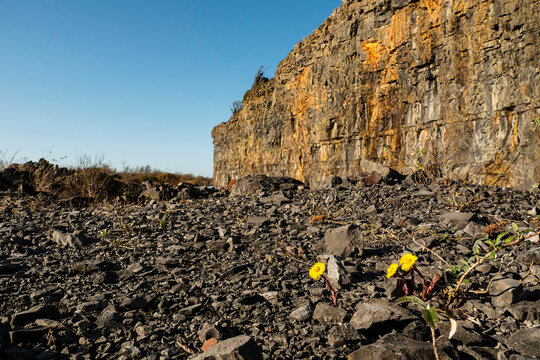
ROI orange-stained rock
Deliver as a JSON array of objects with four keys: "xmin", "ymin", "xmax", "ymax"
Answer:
[
  {"xmin": 213, "ymin": 0, "xmax": 539, "ymax": 189},
  {"xmin": 201, "ymin": 337, "xmax": 218, "ymax": 352},
  {"xmin": 227, "ymin": 179, "xmax": 237, "ymax": 192}
]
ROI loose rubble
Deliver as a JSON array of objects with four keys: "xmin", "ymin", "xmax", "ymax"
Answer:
[{"xmin": 0, "ymin": 174, "xmax": 539, "ymax": 359}]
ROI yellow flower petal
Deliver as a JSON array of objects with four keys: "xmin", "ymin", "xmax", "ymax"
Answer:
[
  {"xmin": 386, "ymin": 263, "xmax": 399, "ymax": 278},
  {"xmin": 399, "ymin": 253, "xmax": 418, "ymax": 272},
  {"xmin": 309, "ymin": 262, "xmax": 326, "ymax": 280}
]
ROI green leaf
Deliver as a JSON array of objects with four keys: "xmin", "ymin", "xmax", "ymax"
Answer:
[
  {"xmin": 489, "ymin": 249, "xmax": 496, "ymax": 261},
  {"xmin": 421, "ymin": 306, "xmax": 439, "ymax": 329},
  {"xmin": 496, "ymin": 230, "xmax": 511, "ymax": 244},
  {"xmin": 398, "ymin": 296, "xmax": 427, "ymax": 309},
  {"xmin": 472, "ymin": 246, "xmax": 480, "ymax": 256},
  {"xmin": 504, "ymin": 235, "xmax": 516, "ymax": 244},
  {"xmin": 512, "ymin": 223, "xmax": 518, "ymax": 232}
]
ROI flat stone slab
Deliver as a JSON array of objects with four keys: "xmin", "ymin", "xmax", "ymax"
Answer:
[
  {"xmin": 190, "ymin": 335, "xmax": 263, "ymax": 360},
  {"xmin": 350, "ymin": 299, "xmax": 416, "ymax": 331},
  {"xmin": 313, "ymin": 303, "xmax": 348, "ymax": 324}
]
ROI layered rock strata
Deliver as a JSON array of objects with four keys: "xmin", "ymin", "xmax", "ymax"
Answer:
[{"xmin": 213, "ymin": 0, "xmax": 540, "ymax": 189}]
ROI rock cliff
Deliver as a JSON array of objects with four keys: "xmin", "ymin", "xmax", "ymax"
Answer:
[{"xmin": 212, "ymin": 0, "xmax": 540, "ymax": 189}]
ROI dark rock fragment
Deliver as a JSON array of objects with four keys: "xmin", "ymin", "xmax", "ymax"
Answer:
[
  {"xmin": 191, "ymin": 335, "xmax": 263, "ymax": 360},
  {"xmin": 347, "ymin": 333, "xmax": 435, "ymax": 360},
  {"xmin": 312, "ymin": 303, "xmax": 347, "ymax": 324},
  {"xmin": 11, "ymin": 305, "xmax": 58, "ymax": 327},
  {"xmin": 9, "ymin": 326, "xmax": 49, "ymax": 344},
  {"xmin": 229, "ymin": 175, "xmax": 303, "ymax": 195},
  {"xmin": 349, "ymin": 299, "xmax": 416, "ymax": 332},
  {"xmin": 489, "ymin": 278, "xmax": 523, "ymax": 307}
]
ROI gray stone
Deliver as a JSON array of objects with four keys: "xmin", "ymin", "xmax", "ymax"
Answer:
[
  {"xmin": 325, "ymin": 225, "xmax": 364, "ymax": 257},
  {"xmin": 51, "ymin": 230, "xmax": 86, "ymax": 247},
  {"xmin": 289, "ymin": 305, "xmax": 312, "ymax": 322},
  {"xmin": 347, "ymin": 333, "xmax": 436, "ymax": 360},
  {"xmin": 140, "ymin": 187, "xmax": 161, "ymax": 201},
  {"xmin": 328, "ymin": 323, "xmax": 363, "ymax": 348},
  {"xmin": 198, "ymin": 322, "xmax": 222, "ymax": 343},
  {"xmin": 76, "ymin": 301, "xmax": 102, "ymax": 313},
  {"xmin": 326, "ymin": 255, "xmax": 351, "ymax": 290},
  {"xmin": 314, "ymin": 175, "xmax": 343, "ymax": 189},
  {"xmin": 190, "ymin": 335, "xmax": 263, "ymax": 360},
  {"xmin": 246, "ymin": 216, "xmax": 270, "ymax": 228},
  {"xmin": 312, "ymin": 303, "xmax": 347, "ymax": 324},
  {"xmin": 206, "ymin": 240, "xmax": 229, "ymax": 253},
  {"xmin": 96, "ymin": 305, "xmax": 120, "ymax": 328},
  {"xmin": 362, "ymin": 171, "xmax": 383, "ymax": 186},
  {"xmin": 504, "ymin": 328, "xmax": 540, "ymax": 358},
  {"xmin": 360, "ymin": 160, "xmax": 398, "ymax": 180},
  {"xmin": 437, "ymin": 321, "xmax": 486, "ymax": 346},
  {"xmin": 349, "ymin": 299, "xmax": 416, "ymax": 331},
  {"xmin": 135, "ymin": 325, "xmax": 152, "ymax": 340},
  {"xmin": 179, "ymin": 304, "xmax": 204, "ymax": 316},
  {"xmin": 463, "ymin": 221, "xmax": 485, "ymax": 237},
  {"xmin": 517, "ymin": 247, "xmax": 540, "ymax": 265},
  {"xmin": 9, "ymin": 326, "xmax": 49, "ymax": 344},
  {"xmin": 489, "ymin": 278, "xmax": 523, "ymax": 307},
  {"xmin": 260, "ymin": 192, "xmax": 291, "ymax": 205},
  {"xmin": 11, "ymin": 305, "xmax": 58, "ymax": 327},
  {"xmin": 229, "ymin": 175, "xmax": 302, "ymax": 196},
  {"xmin": 439, "ymin": 212, "xmax": 475, "ymax": 229}
]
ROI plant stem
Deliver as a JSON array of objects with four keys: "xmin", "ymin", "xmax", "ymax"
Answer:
[
  {"xmin": 448, "ymin": 257, "xmax": 483, "ymax": 304},
  {"xmin": 430, "ymin": 327, "xmax": 440, "ymax": 360},
  {"xmin": 321, "ymin": 275, "xmax": 337, "ymax": 306}
]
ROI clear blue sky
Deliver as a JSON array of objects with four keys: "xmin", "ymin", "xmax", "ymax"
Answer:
[{"xmin": 0, "ymin": 0, "xmax": 341, "ymax": 177}]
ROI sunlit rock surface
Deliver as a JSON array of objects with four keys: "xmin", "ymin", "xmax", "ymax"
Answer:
[{"xmin": 213, "ymin": 0, "xmax": 539, "ymax": 189}]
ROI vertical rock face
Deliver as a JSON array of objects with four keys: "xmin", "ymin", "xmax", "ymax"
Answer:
[{"xmin": 212, "ymin": 0, "xmax": 540, "ymax": 189}]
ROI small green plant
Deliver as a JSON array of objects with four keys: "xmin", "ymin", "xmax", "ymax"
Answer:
[
  {"xmin": 445, "ymin": 224, "xmax": 538, "ymax": 303},
  {"xmin": 398, "ymin": 296, "xmax": 456, "ymax": 360},
  {"xmin": 99, "ymin": 229, "xmax": 114, "ymax": 240},
  {"xmin": 112, "ymin": 239, "xmax": 130, "ymax": 247},
  {"xmin": 158, "ymin": 213, "xmax": 169, "ymax": 228},
  {"xmin": 230, "ymin": 101, "xmax": 242, "ymax": 115}
]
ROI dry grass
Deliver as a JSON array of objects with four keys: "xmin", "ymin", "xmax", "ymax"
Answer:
[
  {"xmin": 0, "ymin": 154, "xmax": 212, "ymax": 204},
  {"xmin": 119, "ymin": 166, "xmax": 212, "ymax": 186}
]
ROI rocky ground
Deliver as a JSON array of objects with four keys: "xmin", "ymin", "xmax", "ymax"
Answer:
[{"xmin": 0, "ymin": 175, "xmax": 539, "ymax": 359}]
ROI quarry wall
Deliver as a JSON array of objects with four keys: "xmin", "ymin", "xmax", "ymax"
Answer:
[{"xmin": 212, "ymin": 0, "xmax": 540, "ymax": 189}]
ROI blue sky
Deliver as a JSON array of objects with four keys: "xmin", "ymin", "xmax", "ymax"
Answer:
[{"xmin": 0, "ymin": 0, "xmax": 341, "ymax": 176}]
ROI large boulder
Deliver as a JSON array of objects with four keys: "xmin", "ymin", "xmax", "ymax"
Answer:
[
  {"xmin": 229, "ymin": 175, "xmax": 303, "ymax": 196},
  {"xmin": 325, "ymin": 225, "xmax": 364, "ymax": 257}
]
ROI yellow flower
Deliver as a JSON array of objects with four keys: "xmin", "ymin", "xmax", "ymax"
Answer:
[
  {"xmin": 309, "ymin": 262, "xmax": 326, "ymax": 280},
  {"xmin": 399, "ymin": 253, "xmax": 418, "ymax": 272},
  {"xmin": 386, "ymin": 263, "xmax": 399, "ymax": 278}
]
